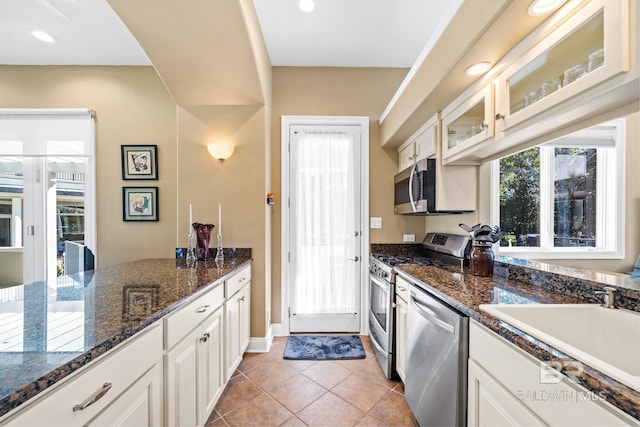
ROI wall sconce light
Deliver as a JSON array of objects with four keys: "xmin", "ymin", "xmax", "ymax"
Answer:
[{"xmin": 207, "ymin": 141, "xmax": 235, "ymax": 162}]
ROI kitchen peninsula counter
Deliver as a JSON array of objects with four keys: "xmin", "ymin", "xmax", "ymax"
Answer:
[
  {"xmin": 0, "ymin": 249, "xmax": 251, "ymax": 417},
  {"xmin": 394, "ymin": 260, "xmax": 640, "ymax": 422}
]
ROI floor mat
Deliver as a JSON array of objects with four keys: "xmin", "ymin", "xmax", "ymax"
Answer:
[{"xmin": 283, "ymin": 335, "xmax": 366, "ymax": 360}]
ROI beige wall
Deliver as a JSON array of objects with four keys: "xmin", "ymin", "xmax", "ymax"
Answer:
[
  {"xmin": 270, "ymin": 66, "xmax": 427, "ymax": 324},
  {"xmin": 176, "ymin": 106, "xmax": 270, "ymax": 336},
  {"xmin": 427, "ymin": 112, "xmax": 640, "ymax": 274},
  {"xmin": 0, "ymin": 66, "xmax": 177, "ymax": 268}
]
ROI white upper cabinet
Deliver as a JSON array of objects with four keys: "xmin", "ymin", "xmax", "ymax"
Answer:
[
  {"xmin": 442, "ymin": 0, "xmax": 636, "ymax": 165},
  {"xmin": 397, "ymin": 115, "xmax": 437, "ymax": 172},
  {"xmin": 441, "ymin": 85, "xmax": 494, "ymax": 164}
]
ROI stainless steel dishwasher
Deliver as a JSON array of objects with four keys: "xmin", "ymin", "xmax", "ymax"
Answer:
[{"xmin": 406, "ymin": 282, "xmax": 468, "ymax": 427}]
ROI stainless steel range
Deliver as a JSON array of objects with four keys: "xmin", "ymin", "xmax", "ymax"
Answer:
[{"xmin": 368, "ymin": 233, "xmax": 470, "ymax": 380}]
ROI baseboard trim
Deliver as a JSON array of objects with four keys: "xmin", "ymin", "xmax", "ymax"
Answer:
[{"xmin": 246, "ymin": 324, "xmax": 276, "ymax": 353}]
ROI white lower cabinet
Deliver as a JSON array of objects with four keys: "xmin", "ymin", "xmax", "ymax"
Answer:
[
  {"xmin": 394, "ymin": 275, "xmax": 410, "ymax": 382},
  {"xmin": 0, "ymin": 324, "xmax": 163, "ymax": 427},
  {"xmin": 468, "ymin": 320, "xmax": 639, "ymax": 426},
  {"xmin": 225, "ymin": 269, "xmax": 251, "ymax": 380},
  {"xmin": 164, "ymin": 285, "xmax": 225, "ymax": 427}
]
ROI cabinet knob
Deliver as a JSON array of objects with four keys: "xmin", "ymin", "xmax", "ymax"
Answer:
[
  {"xmin": 196, "ymin": 304, "xmax": 210, "ymax": 314},
  {"xmin": 200, "ymin": 332, "xmax": 210, "ymax": 342},
  {"xmin": 240, "ymin": 296, "xmax": 246, "ymax": 302},
  {"xmin": 495, "ymin": 113, "xmax": 505, "ymax": 120}
]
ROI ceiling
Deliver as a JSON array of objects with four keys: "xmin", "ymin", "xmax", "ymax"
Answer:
[{"xmin": 0, "ymin": 0, "xmax": 462, "ymax": 68}]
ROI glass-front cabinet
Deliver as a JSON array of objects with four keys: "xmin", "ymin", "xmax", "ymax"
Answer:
[
  {"xmin": 441, "ymin": 84, "xmax": 494, "ymax": 164},
  {"xmin": 441, "ymin": 0, "xmax": 634, "ymax": 165},
  {"xmin": 494, "ymin": 0, "xmax": 630, "ymax": 138}
]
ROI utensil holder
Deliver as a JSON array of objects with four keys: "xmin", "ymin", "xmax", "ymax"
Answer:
[{"xmin": 470, "ymin": 242, "xmax": 494, "ymax": 277}]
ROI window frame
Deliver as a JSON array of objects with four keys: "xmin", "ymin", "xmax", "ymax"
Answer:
[{"xmin": 491, "ymin": 119, "xmax": 625, "ymax": 259}]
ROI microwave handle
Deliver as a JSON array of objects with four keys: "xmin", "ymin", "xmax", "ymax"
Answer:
[{"xmin": 408, "ymin": 163, "xmax": 417, "ymax": 212}]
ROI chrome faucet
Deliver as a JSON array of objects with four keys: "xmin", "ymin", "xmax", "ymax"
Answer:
[{"xmin": 595, "ymin": 286, "xmax": 617, "ymax": 309}]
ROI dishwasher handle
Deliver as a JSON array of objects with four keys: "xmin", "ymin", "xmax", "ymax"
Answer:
[{"xmin": 410, "ymin": 294, "xmax": 456, "ymax": 334}]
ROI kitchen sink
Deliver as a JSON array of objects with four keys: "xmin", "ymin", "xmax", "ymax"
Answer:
[{"xmin": 479, "ymin": 303, "xmax": 640, "ymax": 391}]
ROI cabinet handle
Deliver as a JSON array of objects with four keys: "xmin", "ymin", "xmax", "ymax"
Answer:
[
  {"xmin": 73, "ymin": 382, "xmax": 113, "ymax": 412},
  {"xmin": 200, "ymin": 332, "xmax": 210, "ymax": 342},
  {"xmin": 397, "ymin": 286, "xmax": 406, "ymax": 292},
  {"xmin": 495, "ymin": 113, "xmax": 505, "ymax": 120},
  {"xmin": 196, "ymin": 305, "xmax": 210, "ymax": 314}
]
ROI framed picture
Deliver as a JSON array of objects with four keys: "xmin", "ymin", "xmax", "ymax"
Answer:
[
  {"xmin": 122, "ymin": 285, "xmax": 159, "ymax": 321},
  {"xmin": 121, "ymin": 145, "xmax": 158, "ymax": 180},
  {"xmin": 123, "ymin": 187, "xmax": 159, "ymax": 221}
]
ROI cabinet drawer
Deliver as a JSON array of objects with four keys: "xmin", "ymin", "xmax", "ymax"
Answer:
[
  {"xmin": 225, "ymin": 265, "xmax": 251, "ymax": 298},
  {"xmin": 164, "ymin": 284, "xmax": 224, "ymax": 350},
  {"xmin": 2, "ymin": 324, "xmax": 163, "ymax": 427}
]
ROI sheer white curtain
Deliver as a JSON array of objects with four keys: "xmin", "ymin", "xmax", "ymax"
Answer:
[{"xmin": 292, "ymin": 130, "xmax": 356, "ymax": 315}]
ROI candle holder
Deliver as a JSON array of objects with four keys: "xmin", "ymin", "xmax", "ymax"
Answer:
[
  {"xmin": 215, "ymin": 232, "xmax": 224, "ymax": 262},
  {"xmin": 186, "ymin": 231, "xmax": 196, "ymax": 267}
]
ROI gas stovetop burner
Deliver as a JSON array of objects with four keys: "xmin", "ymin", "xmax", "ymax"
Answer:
[{"xmin": 371, "ymin": 254, "xmax": 446, "ymax": 267}]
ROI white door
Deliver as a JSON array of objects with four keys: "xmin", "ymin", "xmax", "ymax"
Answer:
[{"xmin": 288, "ymin": 123, "xmax": 362, "ymax": 333}]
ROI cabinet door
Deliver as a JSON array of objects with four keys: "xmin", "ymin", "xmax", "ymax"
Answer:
[
  {"xmin": 239, "ymin": 284, "xmax": 251, "ymax": 355},
  {"xmin": 199, "ymin": 307, "xmax": 225, "ymax": 425},
  {"xmin": 468, "ymin": 359, "xmax": 547, "ymax": 427},
  {"xmin": 87, "ymin": 363, "xmax": 163, "ymax": 427},
  {"xmin": 495, "ymin": 0, "xmax": 629, "ymax": 137},
  {"xmin": 442, "ymin": 84, "xmax": 494, "ymax": 164},
  {"xmin": 398, "ymin": 142, "xmax": 415, "ymax": 171},
  {"xmin": 395, "ymin": 296, "xmax": 408, "ymax": 383},
  {"xmin": 225, "ymin": 288, "xmax": 243, "ymax": 379},
  {"xmin": 226, "ymin": 282, "xmax": 251, "ymax": 379},
  {"xmin": 165, "ymin": 328, "xmax": 199, "ymax": 427},
  {"xmin": 414, "ymin": 126, "xmax": 436, "ymax": 161}
]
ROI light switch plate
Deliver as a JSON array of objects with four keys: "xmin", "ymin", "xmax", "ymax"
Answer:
[
  {"xmin": 370, "ymin": 217, "xmax": 382, "ymax": 229},
  {"xmin": 403, "ymin": 234, "xmax": 416, "ymax": 242}
]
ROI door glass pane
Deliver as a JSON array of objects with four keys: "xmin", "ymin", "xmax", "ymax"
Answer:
[
  {"xmin": 499, "ymin": 147, "xmax": 541, "ymax": 247},
  {"xmin": 553, "ymin": 148, "xmax": 597, "ymax": 247},
  {"xmin": 291, "ymin": 130, "xmax": 357, "ymax": 316},
  {"xmin": 48, "ymin": 158, "xmax": 90, "ymax": 276}
]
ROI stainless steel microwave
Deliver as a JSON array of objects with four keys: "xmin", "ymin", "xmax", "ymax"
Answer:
[{"xmin": 394, "ymin": 158, "xmax": 471, "ymax": 215}]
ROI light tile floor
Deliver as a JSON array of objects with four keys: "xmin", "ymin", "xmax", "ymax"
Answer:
[{"xmin": 206, "ymin": 335, "xmax": 417, "ymax": 426}]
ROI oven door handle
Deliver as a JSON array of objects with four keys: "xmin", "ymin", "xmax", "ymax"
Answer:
[
  {"xmin": 410, "ymin": 295, "xmax": 455, "ymax": 334},
  {"xmin": 408, "ymin": 163, "xmax": 418, "ymax": 213},
  {"xmin": 370, "ymin": 274, "xmax": 390, "ymax": 294}
]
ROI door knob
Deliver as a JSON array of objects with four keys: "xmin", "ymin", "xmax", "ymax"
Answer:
[{"xmin": 347, "ymin": 256, "xmax": 359, "ymax": 262}]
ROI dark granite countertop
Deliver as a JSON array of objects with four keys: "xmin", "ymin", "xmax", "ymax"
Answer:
[
  {"xmin": 0, "ymin": 248, "xmax": 251, "ymax": 418},
  {"xmin": 393, "ymin": 261, "xmax": 640, "ymax": 422}
]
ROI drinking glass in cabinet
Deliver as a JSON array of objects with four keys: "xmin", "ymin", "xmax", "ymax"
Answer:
[
  {"xmin": 524, "ymin": 89, "xmax": 542, "ymax": 107},
  {"xmin": 588, "ymin": 48, "xmax": 604, "ymax": 72},
  {"xmin": 541, "ymin": 78, "xmax": 561, "ymax": 97},
  {"xmin": 563, "ymin": 64, "xmax": 587, "ymax": 86}
]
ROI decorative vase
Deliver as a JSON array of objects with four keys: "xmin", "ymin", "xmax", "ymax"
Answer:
[
  {"xmin": 470, "ymin": 242, "xmax": 495, "ymax": 277},
  {"xmin": 192, "ymin": 223, "xmax": 215, "ymax": 261}
]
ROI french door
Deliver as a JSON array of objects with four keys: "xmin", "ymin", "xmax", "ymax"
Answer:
[
  {"xmin": 0, "ymin": 110, "xmax": 95, "ymax": 286},
  {"xmin": 286, "ymin": 119, "xmax": 366, "ymax": 333}
]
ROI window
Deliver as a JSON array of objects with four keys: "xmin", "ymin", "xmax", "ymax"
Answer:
[{"xmin": 492, "ymin": 119, "xmax": 624, "ymax": 259}]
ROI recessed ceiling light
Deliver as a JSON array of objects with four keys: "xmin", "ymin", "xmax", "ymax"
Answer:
[
  {"xmin": 465, "ymin": 62, "xmax": 492, "ymax": 76},
  {"xmin": 298, "ymin": 0, "xmax": 315, "ymax": 13},
  {"xmin": 527, "ymin": 0, "xmax": 567, "ymax": 16},
  {"xmin": 32, "ymin": 30, "xmax": 57, "ymax": 43}
]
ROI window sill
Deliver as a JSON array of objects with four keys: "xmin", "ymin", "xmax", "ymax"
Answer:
[{"xmin": 495, "ymin": 247, "xmax": 623, "ymax": 260}]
